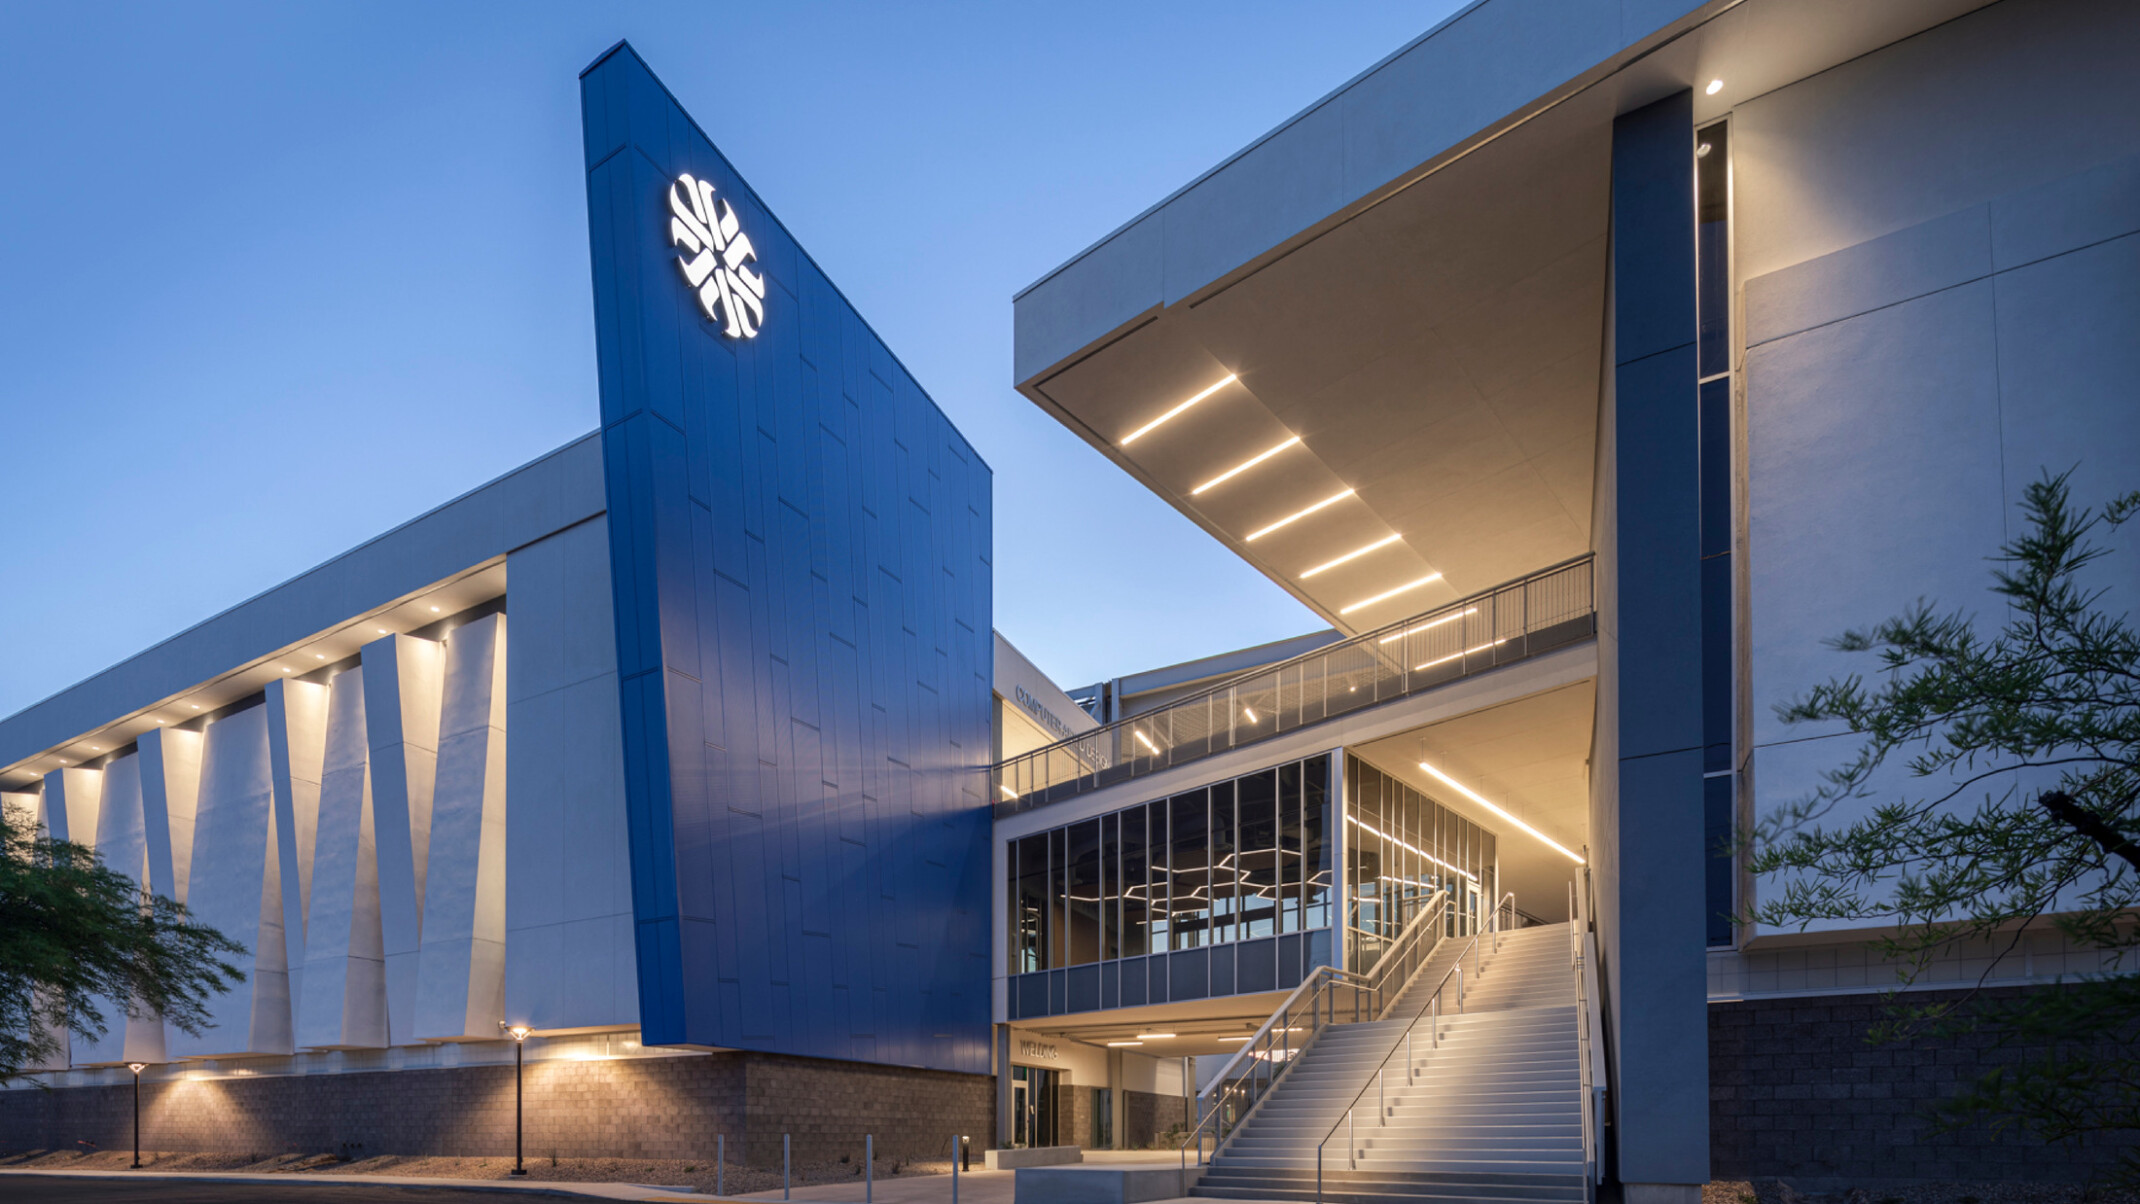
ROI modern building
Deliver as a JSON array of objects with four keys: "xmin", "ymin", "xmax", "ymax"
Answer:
[{"xmin": 5, "ymin": 0, "xmax": 2139, "ymax": 1192}]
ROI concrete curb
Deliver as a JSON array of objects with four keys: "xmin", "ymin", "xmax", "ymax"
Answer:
[{"xmin": 0, "ymin": 1167, "xmax": 707, "ymax": 1200}]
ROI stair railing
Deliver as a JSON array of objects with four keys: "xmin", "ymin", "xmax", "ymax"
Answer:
[
  {"xmin": 1570, "ymin": 878, "xmax": 1607, "ymax": 1201},
  {"xmin": 1312, "ymin": 891, "xmax": 1516, "ymax": 1204},
  {"xmin": 1179, "ymin": 888, "xmax": 1450, "ymax": 1169}
]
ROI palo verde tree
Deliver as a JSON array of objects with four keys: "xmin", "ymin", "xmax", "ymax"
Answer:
[
  {"xmin": 1745, "ymin": 469, "xmax": 2140, "ymax": 1179},
  {"xmin": 0, "ymin": 807, "xmax": 246, "ymax": 1084}
]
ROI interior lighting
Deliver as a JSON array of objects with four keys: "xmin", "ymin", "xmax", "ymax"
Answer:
[
  {"xmin": 1417, "ymin": 759, "xmax": 1585, "ymax": 865},
  {"xmin": 314, "ymin": 653, "xmax": 327, "ymax": 660},
  {"xmin": 1242, "ymin": 707, "xmax": 1258, "ymax": 723},
  {"xmin": 1706, "ymin": 77, "xmax": 1724, "ymax": 95},
  {"xmin": 429, "ymin": 605, "xmax": 441, "ymax": 613},
  {"xmin": 1191, "ymin": 436, "xmax": 1300, "ymax": 496},
  {"xmin": 280, "ymin": 667, "xmax": 292, "ymax": 674},
  {"xmin": 1379, "ymin": 607, "xmax": 1477, "ymax": 644},
  {"xmin": 377, "ymin": 627, "xmax": 390, "ymax": 635},
  {"xmin": 1121, "ymin": 373, "xmax": 1237, "ymax": 446},
  {"xmin": 1246, "ymin": 489, "xmax": 1355, "ymax": 542},
  {"xmin": 189, "ymin": 704, "xmax": 201, "ymax": 710},
  {"xmin": 1136, "ymin": 1033, "xmax": 1176, "ymax": 1040},
  {"xmin": 1347, "ymin": 813, "xmax": 1477, "ymax": 881},
  {"xmin": 1415, "ymin": 638, "xmax": 1506, "ymax": 670},
  {"xmin": 1133, "ymin": 729, "xmax": 1160, "ymax": 755},
  {"xmin": 998, "ymin": 784, "xmax": 1020, "ymax": 800},
  {"xmin": 1301, "ymin": 534, "xmax": 1402, "ymax": 579},
  {"xmin": 1217, "ymin": 1036, "xmax": 1253, "ymax": 1043},
  {"xmin": 1338, "ymin": 573, "xmax": 1443, "ymax": 615},
  {"xmin": 1106, "ymin": 1040, "xmax": 1144, "ymax": 1047}
]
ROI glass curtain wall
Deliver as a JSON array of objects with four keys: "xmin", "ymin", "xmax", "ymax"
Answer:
[
  {"xmin": 1343, "ymin": 757, "xmax": 1498, "ymax": 973},
  {"xmin": 1006, "ymin": 754, "xmax": 1332, "ymax": 973}
]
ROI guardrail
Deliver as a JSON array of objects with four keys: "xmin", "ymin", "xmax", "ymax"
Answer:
[
  {"xmin": 996, "ymin": 556, "xmax": 1595, "ymax": 815},
  {"xmin": 1180, "ymin": 889, "xmax": 1454, "ymax": 1169},
  {"xmin": 1571, "ymin": 874, "xmax": 1607, "ymax": 1199}
]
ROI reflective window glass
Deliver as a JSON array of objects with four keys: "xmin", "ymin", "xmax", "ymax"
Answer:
[
  {"xmin": 1067, "ymin": 819, "xmax": 1101, "ymax": 966},
  {"xmin": 1170, "ymin": 791, "xmax": 1209, "ymax": 949},
  {"xmin": 1209, "ymin": 782, "xmax": 1236, "ymax": 946}
]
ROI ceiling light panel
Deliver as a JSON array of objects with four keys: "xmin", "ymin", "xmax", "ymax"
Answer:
[
  {"xmin": 1191, "ymin": 436, "xmax": 1300, "ymax": 495},
  {"xmin": 1121, "ymin": 373, "xmax": 1237, "ymax": 446},
  {"xmin": 1417, "ymin": 759, "xmax": 1584, "ymax": 864}
]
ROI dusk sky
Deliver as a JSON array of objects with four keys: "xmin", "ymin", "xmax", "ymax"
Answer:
[{"xmin": 0, "ymin": 1, "xmax": 1462, "ymax": 718}]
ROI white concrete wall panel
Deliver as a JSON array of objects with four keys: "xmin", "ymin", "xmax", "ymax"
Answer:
[
  {"xmin": 413, "ymin": 614, "xmax": 509, "ymax": 1040},
  {"xmin": 41, "ymin": 766, "xmax": 102, "ymax": 847},
  {"xmin": 504, "ymin": 516, "xmax": 637, "ymax": 1031},
  {"xmin": 264, "ymin": 680, "xmax": 328, "ymax": 1025},
  {"xmin": 75, "ymin": 753, "xmax": 166, "ymax": 1065},
  {"xmin": 1738, "ymin": 0, "xmax": 2140, "ymax": 937},
  {"xmin": 173, "ymin": 705, "xmax": 293, "ymax": 1057},
  {"xmin": 360, "ymin": 633, "xmax": 443, "ymax": 1045},
  {"xmin": 297, "ymin": 668, "xmax": 389, "ymax": 1049},
  {"xmin": 137, "ymin": 727, "xmax": 204, "ymax": 905}
]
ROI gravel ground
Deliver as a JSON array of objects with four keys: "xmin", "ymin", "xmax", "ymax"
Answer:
[
  {"xmin": 1707, "ymin": 1180, "xmax": 2140, "ymax": 1204},
  {"xmin": 0, "ymin": 1148, "xmax": 964, "ymax": 1194}
]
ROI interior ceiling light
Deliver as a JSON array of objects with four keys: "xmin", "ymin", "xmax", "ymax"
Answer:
[
  {"xmin": 1338, "ymin": 573, "xmax": 1443, "ymax": 615},
  {"xmin": 1106, "ymin": 1040, "xmax": 1144, "ymax": 1047},
  {"xmin": 1418, "ymin": 759, "xmax": 1585, "ymax": 865},
  {"xmin": 429, "ymin": 605, "xmax": 441, "ymax": 613},
  {"xmin": 1706, "ymin": 77, "xmax": 1724, "ymax": 95},
  {"xmin": 1416, "ymin": 638, "xmax": 1506, "ymax": 670},
  {"xmin": 1242, "ymin": 707, "xmax": 1258, "ymax": 723},
  {"xmin": 1135, "ymin": 1032, "xmax": 1175, "ymax": 1040},
  {"xmin": 998, "ymin": 784, "xmax": 1019, "ymax": 800},
  {"xmin": 1121, "ymin": 373, "xmax": 1237, "ymax": 446},
  {"xmin": 1217, "ymin": 1035, "xmax": 1252, "ymax": 1043},
  {"xmin": 314, "ymin": 653, "xmax": 326, "ymax": 660},
  {"xmin": 1246, "ymin": 489, "xmax": 1355, "ymax": 542},
  {"xmin": 1379, "ymin": 607, "xmax": 1477, "ymax": 645},
  {"xmin": 1191, "ymin": 436, "xmax": 1300, "ymax": 496},
  {"xmin": 1133, "ymin": 729, "xmax": 1160, "ymax": 755},
  {"xmin": 1301, "ymin": 534, "xmax": 1401, "ymax": 579}
]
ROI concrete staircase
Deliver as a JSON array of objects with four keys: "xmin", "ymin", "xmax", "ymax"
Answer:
[{"xmin": 1192, "ymin": 923, "xmax": 1585, "ymax": 1204}]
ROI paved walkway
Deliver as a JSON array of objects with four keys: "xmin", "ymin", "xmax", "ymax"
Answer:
[
  {"xmin": 731, "ymin": 1169, "xmax": 1009, "ymax": 1204},
  {"xmin": 0, "ymin": 1169, "xmax": 701, "ymax": 1202}
]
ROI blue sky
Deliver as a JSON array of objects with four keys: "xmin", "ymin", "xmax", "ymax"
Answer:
[{"xmin": 0, "ymin": 1, "xmax": 1461, "ymax": 718}]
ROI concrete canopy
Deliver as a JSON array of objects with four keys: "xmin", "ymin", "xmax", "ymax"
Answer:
[{"xmin": 1012, "ymin": 0, "xmax": 1996, "ymax": 634}]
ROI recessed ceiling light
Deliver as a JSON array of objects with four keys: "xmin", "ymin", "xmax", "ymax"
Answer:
[
  {"xmin": 1415, "ymin": 638, "xmax": 1506, "ymax": 671},
  {"xmin": 1417, "ymin": 759, "xmax": 1585, "ymax": 865},
  {"xmin": 1105, "ymin": 1041, "xmax": 1144, "ymax": 1048},
  {"xmin": 1121, "ymin": 373, "xmax": 1237, "ymax": 446},
  {"xmin": 1242, "ymin": 707, "xmax": 1258, "ymax": 723},
  {"xmin": 1217, "ymin": 1036, "xmax": 1253, "ymax": 1043},
  {"xmin": 1133, "ymin": 729, "xmax": 1160, "ymax": 755},
  {"xmin": 190, "ymin": 704, "xmax": 201, "ymax": 710},
  {"xmin": 376, "ymin": 627, "xmax": 389, "ymax": 635},
  {"xmin": 314, "ymin": 653, "xmax": 326, "ymax": 660},
  {"xmin": 1190, "ymin": 436, "xmax": 1300, "ymax": 496},
  {"xmin": 429, "ymin": 605, "xmax": 441, "ymax": 613},
  {"xmin": 89, "ymin": 746, "xmax": 100, "ymax": 752},
  {"xmin": 998, "ymin": 784, "xmax": 1019, "ymax": 800},
  {"xmin": 1338, "ymin": 573, "xmax": 1443, "ymax": 615},
  {"xmin": 281, "ymin": 667, "xmax": 292, "ymax": 674},
  {"xmin": 1245, "ymin": 489, "xmax": 1355, "ymax": 542},
  {"xmin": 1379, "ymin": 607, "xmax": 1477, "ymax": 645},
  {"xmin": 1135, "ymin": 1033, "xmax": 1175, "ymax": 1040},
  {"xmin": 1301, "ymin": 534, "xmax": 1402, "ymax": 579},
  {"xmin": 1706, "ymin": 78, "xmax": 1724, "ymax": 95}
]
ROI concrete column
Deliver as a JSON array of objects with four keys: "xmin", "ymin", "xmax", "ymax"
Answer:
[{"xmin": 995, "ymin": 1024, "xmax": 1012, "ymax": 1148}]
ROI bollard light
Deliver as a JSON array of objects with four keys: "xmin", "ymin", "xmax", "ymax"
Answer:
[{"xmin": 499, "ymin": 1023, "xmax": 532, "ymax": 1176}]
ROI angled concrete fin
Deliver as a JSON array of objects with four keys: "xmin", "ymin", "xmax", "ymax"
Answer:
[
  {"xmin": 360, "ymin": 632, "xmax": 443, "ymax": 1045},
  {"xmin": 415, "ymin": 613, "xmax": 509, "ymax": 1039},
  {"xmin": 265, "ymin": 678, "xmax": 329, "ymax": 1017},
  {"xmin": 298, "ymin": 666, "xmax": 389, "ymax": 1049}
]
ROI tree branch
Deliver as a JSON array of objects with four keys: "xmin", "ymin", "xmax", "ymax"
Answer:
[{"xmin": 2037, "ymin": 789, "xmax": 2140, "ymax": 875}]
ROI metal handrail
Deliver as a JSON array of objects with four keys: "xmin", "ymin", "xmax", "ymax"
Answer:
[
  {"xmin": 1571, "ymin": 875, "xmax": 1606, "ymax": 1199},
  {"xmin": 1180, "ymin": 889, "xmax": 1451, "ymax": 1168},
  {"xmin": 997, "ymin": 555, "xmax": 1597, "ymax": 813},
  {"xmin": 1313, "ymin": 894, "xmax": 1516, "ymax": 1203}
]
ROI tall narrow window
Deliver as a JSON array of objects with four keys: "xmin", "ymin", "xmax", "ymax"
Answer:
[
  {"xmin": 1238, "ymin": 770, "xmax": 1278, "ymax": 939},
  {"xmin": 1303, "ymin": 755, "xmax": 1331, "ymax": 932},
  {"xmin": 1147, "ymin": 802, "xmax": 1170, "ymax": 952},
  {"xmin": 1017, "ymin": 834, "xmax": 1049, "ymax": 973},
  {"xmin": 1049, "ymin": 827, "xmax": 1068, "ymax": 969},
  {"xmin": 1278, "ymin": 763, "xmax": 1303, "ymax": 935},
  {"xmin": 1170, "ymin": 790, "xmax": 1209, "ymax": 949},
  {"xmin": 1067, "ymin": 820, "xmax": 1101, "ymax": 966},
  {"xmin": 1696, "ymin": 116, "xmax": 1738, "ymax": 949},
  {"xmin": 1123, "ymin": 807, "xmax": 1150, "ymax": 957},
  {"xmin": 1209, "ymin": 781, "xmax": 1237, "ymax": 945},
  {"xmin": 1101, "ymin": 812, "xmax": 1121, "ymax": 961}
]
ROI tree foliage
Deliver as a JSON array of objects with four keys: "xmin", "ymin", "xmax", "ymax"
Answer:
[
  {"xmin": 0, "ymin": 807, "xmax": 246, "ymax": 1084},
  {"xmin": 1746, "ymin": 469, "xmax": 2140, "ymax": 1178}
]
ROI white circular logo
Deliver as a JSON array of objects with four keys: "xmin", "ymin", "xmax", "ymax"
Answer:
[{"xmin": 668, "ymin": 173, "xmax": 766, "ymax": 339}]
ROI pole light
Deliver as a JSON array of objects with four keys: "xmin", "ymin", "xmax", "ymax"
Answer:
[
  {"xmin": 127, "ymin": 1063, "xmax": 148, "ymax": 1168},
  {"xmin": 499, "ymin": 1023, "xmax": 532, "ymax": 1177}
]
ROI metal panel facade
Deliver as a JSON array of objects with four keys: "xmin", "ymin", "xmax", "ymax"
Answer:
[{"xmin": 581, "ymin": 43, "xmax": 993, "ymax": 1073}]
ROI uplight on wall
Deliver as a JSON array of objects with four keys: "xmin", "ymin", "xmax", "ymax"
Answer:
[{"xmin": 1122, "ymin": 374, "xmax": 1237, "ymax": 446}]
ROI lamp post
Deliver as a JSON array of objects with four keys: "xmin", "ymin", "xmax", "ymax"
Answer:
[
  {"xmin": 499, "ymin": 1023, "xmax": 531, "ymax": 1176},
  {"xmin": 127, "ymin": 1063, "xmax": 147, "ymax": 1168}
]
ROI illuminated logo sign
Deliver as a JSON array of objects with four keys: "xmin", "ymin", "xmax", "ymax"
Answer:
[
  {"xmin": 1019, "ymin": 1039, "xmax": 1060, "ymax": 1061},
  {"xmin": 668, "ymin": 173, "xmax": 766, "ymax": 339}
]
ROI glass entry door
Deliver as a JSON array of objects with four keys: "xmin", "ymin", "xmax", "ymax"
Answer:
[{"xmin": 1010, "ymin": 1066, "xmax": 1058, "ymax": 1147}]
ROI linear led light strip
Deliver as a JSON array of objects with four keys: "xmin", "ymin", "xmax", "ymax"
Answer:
[
  {"xmin": 1246, "ymin": 489, "xmax": 1355, "ymax": 542},
  {"xmin": 1121, "ymin": 373, "xmax": 1237, "ymax": 446},
  {"xmin": 1192, "ymin": 436, "xmax": 1300, "ymax": 495},
  {"xmin": 1338, "ymin": 573, "xmax": 1443, "ymax": 616},
  {"xmin": 1345, "ymin": 814, "xmax": 1477, "ymax": 882},
  {"xmin": 1415, "ymin": 637, "xmax": 1506, "ymax": 670},
  {"xmin": 1418, "ymin": 759, "xmax": 1585, "ymax": 865},
  {"xmin": 1301, "ymin": 534, "xmax": 1402, "ymax": 579},
  {"xmin": 1379, "ymin": 607, "xmax": 1477, "ymax": 644}
]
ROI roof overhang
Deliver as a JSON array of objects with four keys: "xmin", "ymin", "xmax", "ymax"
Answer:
[{"xmin": 1013, "ymin": 0, "xmax": 1995, "ymax": 632}]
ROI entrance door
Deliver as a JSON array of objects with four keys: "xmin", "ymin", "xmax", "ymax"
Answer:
[
  {"xmin": 1010, "ymin": 1066, "xmax": 1058, "ymax": 1147},
  {"xmin": 1011, "ymin": 1074, "xmax": 1029, "ymax": 1147}
]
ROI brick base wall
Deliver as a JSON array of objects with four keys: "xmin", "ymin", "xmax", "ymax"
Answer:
[
  {"xmin": 1710, "ymin": 985, "xmax": 2140, "ymax": 1185},
  {"xmin": 0, "ymin": 1051, "xmax": 991, "ymax": 1168},
  {"xmin": 1123, "ymin": 1087, "xmax": 1188, "ymax": 1150}
]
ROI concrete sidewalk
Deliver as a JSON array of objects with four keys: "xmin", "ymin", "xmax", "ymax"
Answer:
[
  {"xmin": 730, "ymin": 1168, "xmax": 1010, "ymax": 1204},
  {"xmin": 0, "ymin": 1167, "xmax": 703, "ymax": 1200}
]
